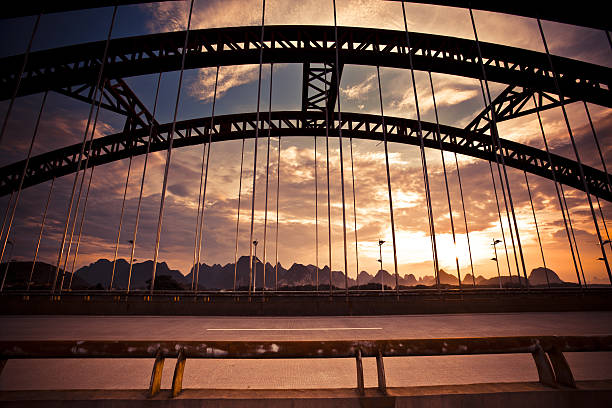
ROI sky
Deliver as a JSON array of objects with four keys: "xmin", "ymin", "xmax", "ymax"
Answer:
[{"xmin": 0, "ymin": 0, "xmax": 611, "ymax": 285}]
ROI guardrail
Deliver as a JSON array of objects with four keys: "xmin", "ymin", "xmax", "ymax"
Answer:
[{"xmin": 1, "ymin": 336, "xmax": 611, "ymax": 397}]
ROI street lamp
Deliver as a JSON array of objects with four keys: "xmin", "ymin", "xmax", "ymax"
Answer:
[
  {"xmin": 0, "ymin": 240, "xmax": 14, "ymax": 292},
  {"xmin": 491, "ymin": 238, "xmax": 502, "ymax": 289},
  {"xmin": 378, "ymin": 239, "xmax": 385, "ymax": 293},
  {"xmin": 252, "ymin": 240, "xmax": 259, "ymax": 292}
]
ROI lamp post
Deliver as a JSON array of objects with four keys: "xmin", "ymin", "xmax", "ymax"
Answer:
[
  {"xmin": 252, "ymin": 240, "xmax": 258, "ymax": 293},
  {"xmin": 378, "ymin": 239, "xmax": 385, "ymax": 293},
  {"xmin": 0, "ymin": 240, "xmax": 14, "ymax": 292},
  {"xmin": 491, "ymin": 238, "xmax": 502, "ymax": 289}
]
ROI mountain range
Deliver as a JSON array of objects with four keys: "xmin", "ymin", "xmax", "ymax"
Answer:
[{"xmin": 0, "ymin": 258, "xmax": 571, "ymax": 290}]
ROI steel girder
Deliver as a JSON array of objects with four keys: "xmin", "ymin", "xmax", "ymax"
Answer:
[
  {"xmin": 1, "ymin": 26, "xmax": 610, "ymax": 109},
  {"xmin": 55, "ymin": 78, "xmax": 158, "ymax": 131},
  {"xmin": 3, "ymin": 1, "xmax": 609, "ymax": 32},
  {"xmin": 465, "ymin": 85, "xmax": 576, "ymax": 134},
  {"xmin": 1, "ymin": 110, "xmax": 610, "ymax": 201}
]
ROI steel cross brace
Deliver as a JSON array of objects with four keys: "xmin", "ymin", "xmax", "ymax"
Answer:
[
  {"xmin": 54, "ymin": 77, "xmax": 158, "ymax": 131},
  {"xmin": 465, "ymin": 85, "xmax": 575, "ymax": 134}
]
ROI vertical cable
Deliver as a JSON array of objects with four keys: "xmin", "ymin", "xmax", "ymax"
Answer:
[
  {"xmin": 67, "ymin": 166, "xmax": 95, "ymax": 291},
  {"xmin": 324, "ymin": 66, "xmax": 333, "ymax": 295},
  {"xmin": 524, "ymin": 171, "xmax": 549, "ymax": 288},
  {"xmin": 274, "ymin": 136, "xmax": 281, "ymax": 291},
  {"xmin": 315, "ymin": 134, "xmax": 319, "ymax": 292},
  {"xmin": 559, "ymin": 182, "xmax": 587, "ymax": 287},
  {"xmin": 262, "ymin": 64, "xmax": 274, "ymax": 291},
  {"xmin": 537, "ymin": 18, "xmax": 611, "ymax": 285},
  {"xmin": 0, "ymin": 192, "xmax": 15, "ymax": 248},
  {"xmin": 60, "ymin": 80, "xmax": 107, "ymax": 292},
  {"xmin": 532, "ymin": 95, "xmax": 582, "ymax": 287},
  {"xmin": 28, "ymin": 178, "xmax": 55, "ymax": 291},
  {"xmin": 195, "ymin": 66, "xmax": 219, "ymax": 291},
  {"xmin": 595, "ymin": 195, "xmax": 612, "ymax": 252},
  {"xmin": 469, "ymin": 9, "xmax": 529, "ymax": 287},
  {"xmin": 127, "ymin": 72, "xmax": 162, "ymax": 294},
  {"xmin": 52, "ymin": 7, "xmax": 118, "ymax": 293},
  {"xmin": 332, "ymin": 0, "xmax": 350, "ymax": 295},
  {"xmin": 233, "ymin": 138, "xmax": 246, "ymax": 292},
  {"xmin": 428, "ymin": 71, "xmax": 462, "ymax": 291},
  {"xmin": 109, "ymin": 155, "xmax": 133, "ymax": 290},
  {"xmin": 375, "ymin": 66, "xmax": 400, "ymax": 294},
  {"xmin": 489, "ymin": 162, "xmax": 515, "ymax": 285},
  {"xmin": 584, "ymin": 102, "xmax": 611, "ymax": 192},
  {"xmin": 0, "ymin": 14, "xmax": 41, "ymax": 146},
  {"xmin": 477, "ymin": 78, "xmax": 519, "ymax": 286},
  {"xmin": 0, "ymin": 91, "xmax": 48, "ymax": 273},
  {"xmin": 192, "ymin": 141, "xmax": 206, "ymax": 290},
  {"xmin": 454, "ymin": 155, "xmax": 476, "ymax": 286},
  {"xmin": 349, "ymin": 136, "xmax": 359, "ymax": 291},
  {"xmin": 150, "ymin": 0, "xmax": 195, "ymax": 293},
  {"xmin": 401, "ymin": 2, "xmax": 440, "ymax": 291},
  {"xmin": 248, "ymin": 0, "xmax": 266, "ymax": 297}
]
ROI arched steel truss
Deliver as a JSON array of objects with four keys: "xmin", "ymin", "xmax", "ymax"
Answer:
[
  {"xmin": 1, "ymin": 110, "xmax": 610, "ymax": 201},
  {"xmin": 0, "ymin": 25, "xmax": 609, "ymax": 109}
]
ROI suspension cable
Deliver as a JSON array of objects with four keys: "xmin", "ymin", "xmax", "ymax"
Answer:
[
  {"xmin": 349, "ymin": 134, "xmax": 359, "ymax": 291},
  {"xmin": 0, "ymin": 14, "xmax": 41, "ymax": 146},
  {"xmin": 150, "ymin": 0, "xmax": 195, "ymax": 293},
  {"xmin": 275, "ymin": 136, "xmax": 281, "ymax": 291},
  {"xmin": 192, "ymin": 139, "xmax": 206, "ymax": 290},
  {"xmin": 28, "ymin": 177, "xmax": 55, "ymax": 291},
  {"xmin": 524, "ymin": 171, "xmax": 550, "ymax": 288},
  {"xmin": 315, "ymin": 133, "xmax": 319, "ymax": 292},
  {"xmin": 52, "ymin": 6, "xmax": 117, "ymax": 293},
  {"xmin": 127, "ymin": 72, "xmax": 163, "ymax": 294},
  {"xmin": 375, "ymin": 66, "xmax": 400, "ymax": 295},
  {"xmin": 109, "ymin": 155, "xmax": 133, "ymax": 290},
  {"xmin": 428, "ymin": 71, "xmax": 462, "ymax": 291},
  {"xmin": 234, "ymin": 137, "xmax": 245, "ymax": 292},
  {"xmin": 0, "ymin": 91, "xmax": 48, "ymax": 278},
  {"xmin": 559, "ymin": 182, "xmax": 587, "ymax": 287},
  {"xmin": 195, "ymin": 66, "xmax": 220, "ymax": 292},
  {"xmin": 60, "ymin": 80, "xmax": 107, "ymax": 292},
  {"xmin": 595, "ymin": 195, "xmax": 612, "ymax": 252},
  {"xmin": 488, "ymin": 161, "xmax": 515, "ymax": 286},
  {"xmin": 584, "ymin": 101, "xmax": 612, "ymax": 252},
  {"xmin": 478, "ymin": 78, "xmax": 519, "ymax": 287},
  {"xmin": 0, "ymin": 192, "xmax": 14, "ymax": 249},
  {"xmin": 248, "ymin": 0, "xmax": 266, "ymax": 297},
  {"xmin": 401, "ymin": 1, "xmax": 439, "ymax": 291},
  {"xmin": 324, "ymin": 65, "xmax": 333, "ymax": 295},
  {"xmin": 532, "ymin": 94, "xmax": 582, "ymax": 287},
  {"xmin": 469, "ymin": 9, "xmax": 529, "ymax": 287},
  {"xmin": 454, "ymin": 154, "xmax": 476, "ymax": 286},
  {"xmin": 332, "ymin": 0, "xmax": 350, "ymax": 295},
  {"xmin": 537, "ymin": 18, "xmax": 611, "ymax": 285},
  {"xmin": 262, "ymin": 64, "xmax": 274, "ymax": 291},
  {"xmin": 67, "ymin": 166, "xmax": 95, "ymax": 291}
]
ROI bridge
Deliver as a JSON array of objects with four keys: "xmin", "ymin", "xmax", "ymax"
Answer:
[{"xmin": 0, "ymin": 0, "xmax": 611, "ymax": 406}]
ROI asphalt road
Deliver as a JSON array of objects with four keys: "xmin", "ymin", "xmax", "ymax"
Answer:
[{"xmin": 1, "ymin": 312, "xmax": 611, "ymax": 390}]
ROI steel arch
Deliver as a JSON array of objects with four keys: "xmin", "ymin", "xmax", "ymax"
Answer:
[
  {"xmin": 0, "ymin": 25, "xmax": 609, "ymax": 108},
  {"xmin": 1, "ymin": 110, "xmax": 610, "ymax": 201}
]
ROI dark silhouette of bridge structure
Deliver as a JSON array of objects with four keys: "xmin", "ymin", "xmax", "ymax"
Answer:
[{"xmin": 0, "ymin": 0, "xmax": 611, "ymax": 301}]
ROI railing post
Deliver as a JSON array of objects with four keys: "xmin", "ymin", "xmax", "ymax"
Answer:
[
  {"xmin": 148, "ymin": 348, "xmax": 165, "ymax": 397},
  {"xmin": 171, "ymin": 348, "xmax": 187, "ymax": 397},
  {"xmin": 355, "ymin": 348, "xmax": 364, "ymax": 395},
  {"xmin": 547, "ymin": 347, "xmax": 576, "ymax": 388},
  {"xmin": 376, "ymin": 349, "xmax": 387, "ymax": 395},
  {"xmin": 531, "ymin": 343, "xmax": 556, "ymax": 387}
]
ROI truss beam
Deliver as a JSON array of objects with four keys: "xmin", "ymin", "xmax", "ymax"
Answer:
[
  {"xmin": 1, "ymin": 110, "xmax": 609, "ymax": 201},
  {"xmin": 0, "ymin": 26, "xmax": 609, "ymax": 109}
]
